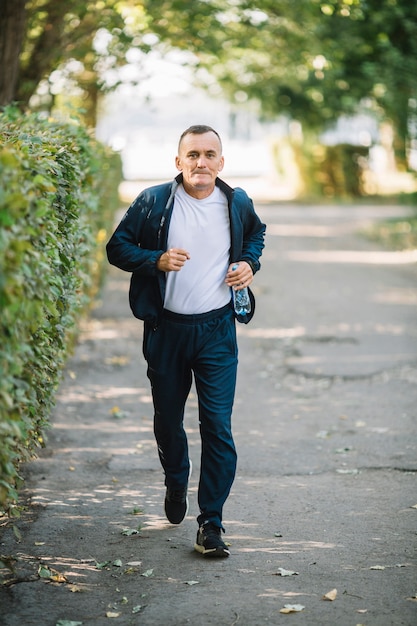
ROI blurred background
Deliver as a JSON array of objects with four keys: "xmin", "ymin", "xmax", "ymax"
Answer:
[{"xmin": 2, "ymin": 0, "xmax": 417, "ymax": 201}]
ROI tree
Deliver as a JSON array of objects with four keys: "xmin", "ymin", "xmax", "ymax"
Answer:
[
  {"xmin": 0, "ymin": 0, "xmax": 26, "ymax": 104},
  {"xmin": 0, "ymin": 0, "xmax": 150, "ymax": 127},
  {"xmin": 1, "ymin": 0, "xmax": 416, "ymax": 167},
  {"xmin": 143, "ymin": 0, "xmax": 417, "ymax": 168}
]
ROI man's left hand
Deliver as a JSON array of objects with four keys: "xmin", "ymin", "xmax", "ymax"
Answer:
[{"xmin": 225, "ymin": 261, "xmax": 253, "ymax": 290}]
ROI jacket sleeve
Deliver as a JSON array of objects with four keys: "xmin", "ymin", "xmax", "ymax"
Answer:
[
  {"xmin": 106, "ymin": 194, "xmax": 164, "ymax": 275},
  {"xmin": 236, "ymin": 192, "xmax": 266, "ymax": 274}
]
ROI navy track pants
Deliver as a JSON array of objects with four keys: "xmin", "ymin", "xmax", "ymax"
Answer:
[{"xmin": 143, "ymin": 302, "xmax": 238, "ymax": 528}]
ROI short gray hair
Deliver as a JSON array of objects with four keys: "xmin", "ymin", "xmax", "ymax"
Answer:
[{"xmin": 178, "ymin": 125, "xmax": 222, "ymax": 152}]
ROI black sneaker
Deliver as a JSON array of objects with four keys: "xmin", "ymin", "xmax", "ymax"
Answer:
[
  {"xmin": 164, "ymin": 485, "xmax": 189, "ymax": 524},
  {"xmin": 194, "ymin": 522, "xmax": 230, "ymax": 558}
]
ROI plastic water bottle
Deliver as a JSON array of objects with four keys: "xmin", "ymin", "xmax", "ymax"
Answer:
[{"xmin": 231, "ymin": 264, "xmax": 251, "ymax": 315}]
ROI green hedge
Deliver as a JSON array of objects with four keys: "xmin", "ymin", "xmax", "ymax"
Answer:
[
  {"xmin": 0, "ymin": 107, "xmax": 122, "ymax": 511},
  {"xmin": 289, "ymin": 140, "xmax": 369, "ymax": 198}
]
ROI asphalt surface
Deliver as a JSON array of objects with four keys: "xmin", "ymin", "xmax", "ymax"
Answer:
[{"xmin": 1, "ymin": 199, "xmax": 416, "ymax": 626}]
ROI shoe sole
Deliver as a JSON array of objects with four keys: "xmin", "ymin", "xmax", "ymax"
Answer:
[{"xmin": 194, "ymin": 543, "xmax": 230, "ymax": 558}]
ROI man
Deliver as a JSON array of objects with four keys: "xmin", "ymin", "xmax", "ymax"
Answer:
[{"xmin": 106, "ymin": 125, "xmax": 265, "ymax": 557}]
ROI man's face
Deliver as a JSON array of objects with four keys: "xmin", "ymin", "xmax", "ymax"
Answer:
[{"xmin": 175, "ymin": 131, "xmax": 224, "ymax": 199}]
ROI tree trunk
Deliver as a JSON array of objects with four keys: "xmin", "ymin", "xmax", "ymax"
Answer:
[
  {"xmin": 16, "ymin": 0, "xmax": 69, "ymax": 106},
  {"xmin": 0, "ymin": 0, "xmax": 26, "ymax": 106}
]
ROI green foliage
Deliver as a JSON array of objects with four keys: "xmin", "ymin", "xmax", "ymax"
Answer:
[
  {"xmin": 5, "ymin": 0, "xmax": 415, "ymax": 171},
  {"xmin": 0, "ymin": 107, "xmax": 121, "ymax": 510},
  {"xmin": 144, "ymin": 0, "xmax": 417, "ymax": 168},
  {"xmin": 15, "ymin": 0, "xmax": 151, "ymax": 126},
  {"xmin": 295, "ymin": 142, "xmax": 370, "ymax": 198}
]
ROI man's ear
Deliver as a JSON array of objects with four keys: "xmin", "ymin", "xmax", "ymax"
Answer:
[
  {"xmin": 218, "ymin": 156, "xmax": 225, "ymax": 172},
  {"xmin": 175, "ymin": 156, "xmax": 182, "ymax": 171}
]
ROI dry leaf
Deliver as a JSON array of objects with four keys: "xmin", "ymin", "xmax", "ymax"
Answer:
[
  {"xmin": 323, "ymin": 588, "xmax": 337, "ymax": 601},
  {"xmin": 105, "ymin": 356, "xmax": 130, "ymax": 366},
  {"xmin": 112, "ymin": 559, "xmax": 122, "ymax": 567},
  {"xmin": 141, "ymin": 569, "xmax": 153, "ymax": 577},
  {"xmin": 110, "ymin": 406, "xmax": 128, "ymax": 419},
  {"xmin": 276, "ymin": 568, "xmax": 299, "ymax": 577},
  {"xmin": 106, "ymin": 612, "xmax": 120, "ymax": 618},
  {"xmin": 184, "ymin": 580, "xmax": 199, "ymax": 585},
  {"xmin": 280, "ymin": 604, "xmax": 305, "ymax": 614},
  {"xmin": 121, "ymin": 528, "xmax": 140, "ymax": 536},
  {"xmin": 38, "ymin": 565, "xmax": 68, "ymax": 583},
  {"xmin": 12, "ymin": 526, "xmax": 22, "ymax": 542},
  {"xmin": 369, "ymin": 565, "xmax": 385, "ymax": 570},
  {"xmin": 50, "ymin": 570, "xmax": 68, "ymax": 583},
  {"xmin": 357, "ymin": 609, "xmax": 368, "ymax": 614},
  {"xmin": 68, "ymin": 584, "xmax": 84, "ymax": 593}
]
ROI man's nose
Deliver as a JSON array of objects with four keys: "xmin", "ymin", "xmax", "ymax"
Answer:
[{"xmin": 197, "ymin": 155, "xmax": 207, "ymax": 167}]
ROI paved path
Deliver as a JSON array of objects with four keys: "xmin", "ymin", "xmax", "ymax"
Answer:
[{"xmin": 1, "ymin": 201, "xmax": 416, "ymax": 626}]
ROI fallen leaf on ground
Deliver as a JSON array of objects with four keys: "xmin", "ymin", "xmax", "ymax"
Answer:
[
  {"xmin": 95, "ymin": 561, "xmax": 111, "ymax": 570},
  {"xmin": 369, "ymin": 565, "xmax": 385, "ymax": 570},
  {"xmin": 112, "ymin": 559, "xmax": 123, "ymax": 567},
  {"xmin": 105, "ymin": 356, "xmax": 130, "ymax": 366},
  {"xmin": 106, "ymin": 612, "xmax": 120, "ymax": 618},
  {"xmin": 132, "ymin": 605, "xmax": 142, "ymax": 613},
  {"xmin": 323, "ymin": 588, "xmax": 337, "ymax": 601},
  {"xmin": 34, "ymin": 542, "xmax": 45, "ymax": 546},
  {"xmin": 12, "ymin": 526, "xmax": 22, "ymax": 542},
  {"xmin": 127, "ymin": 561, "xmax": 142, "ymax": 567},
  {"xmin": 121, "ymin": 528, "xmax": 140, "ymax": 536},
  {"xmin": 184, "ymin": 580, "xmax": 199, "ymax": 585},
  {"xmin": 56, "ymin": 621, "xmax": 83, "ymax": 626},
  {"xmin": 357, "ymin": 609, "xmax": 368, "ymax": 614},
  {"xmin": 110, "ymin": 406, "xmax": 128, "ymax": 419},
  {"xmin": 280, "ymin": 604, "xmax": 305, "ymax": 614},
  {"xmin": 38, "ymin": 565, "xmax": 68, "ymax": 583},
  {"xmin": 129, "ymin": 507, "xmax": 144, "ymax": 515},
  {"xmin": 68, "ymin": 584, "xmax": 84, "ymax": 593},
  {"xmin": 141, "ymin": 569, "xmax": 153, "ymax": 577},
  {"xmin": 275, "ymin": 568, "xmax": 299, "ymax": 577}
]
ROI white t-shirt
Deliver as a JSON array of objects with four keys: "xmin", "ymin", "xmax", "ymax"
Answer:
[{"xmin": 164, "ymin": 184, "xmax": 231, "ymax": 314}]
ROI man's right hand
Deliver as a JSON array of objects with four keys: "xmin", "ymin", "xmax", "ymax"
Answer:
[{"xmin": 157, "ymin": 248, "xmax": 190, "ymax": 272}]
